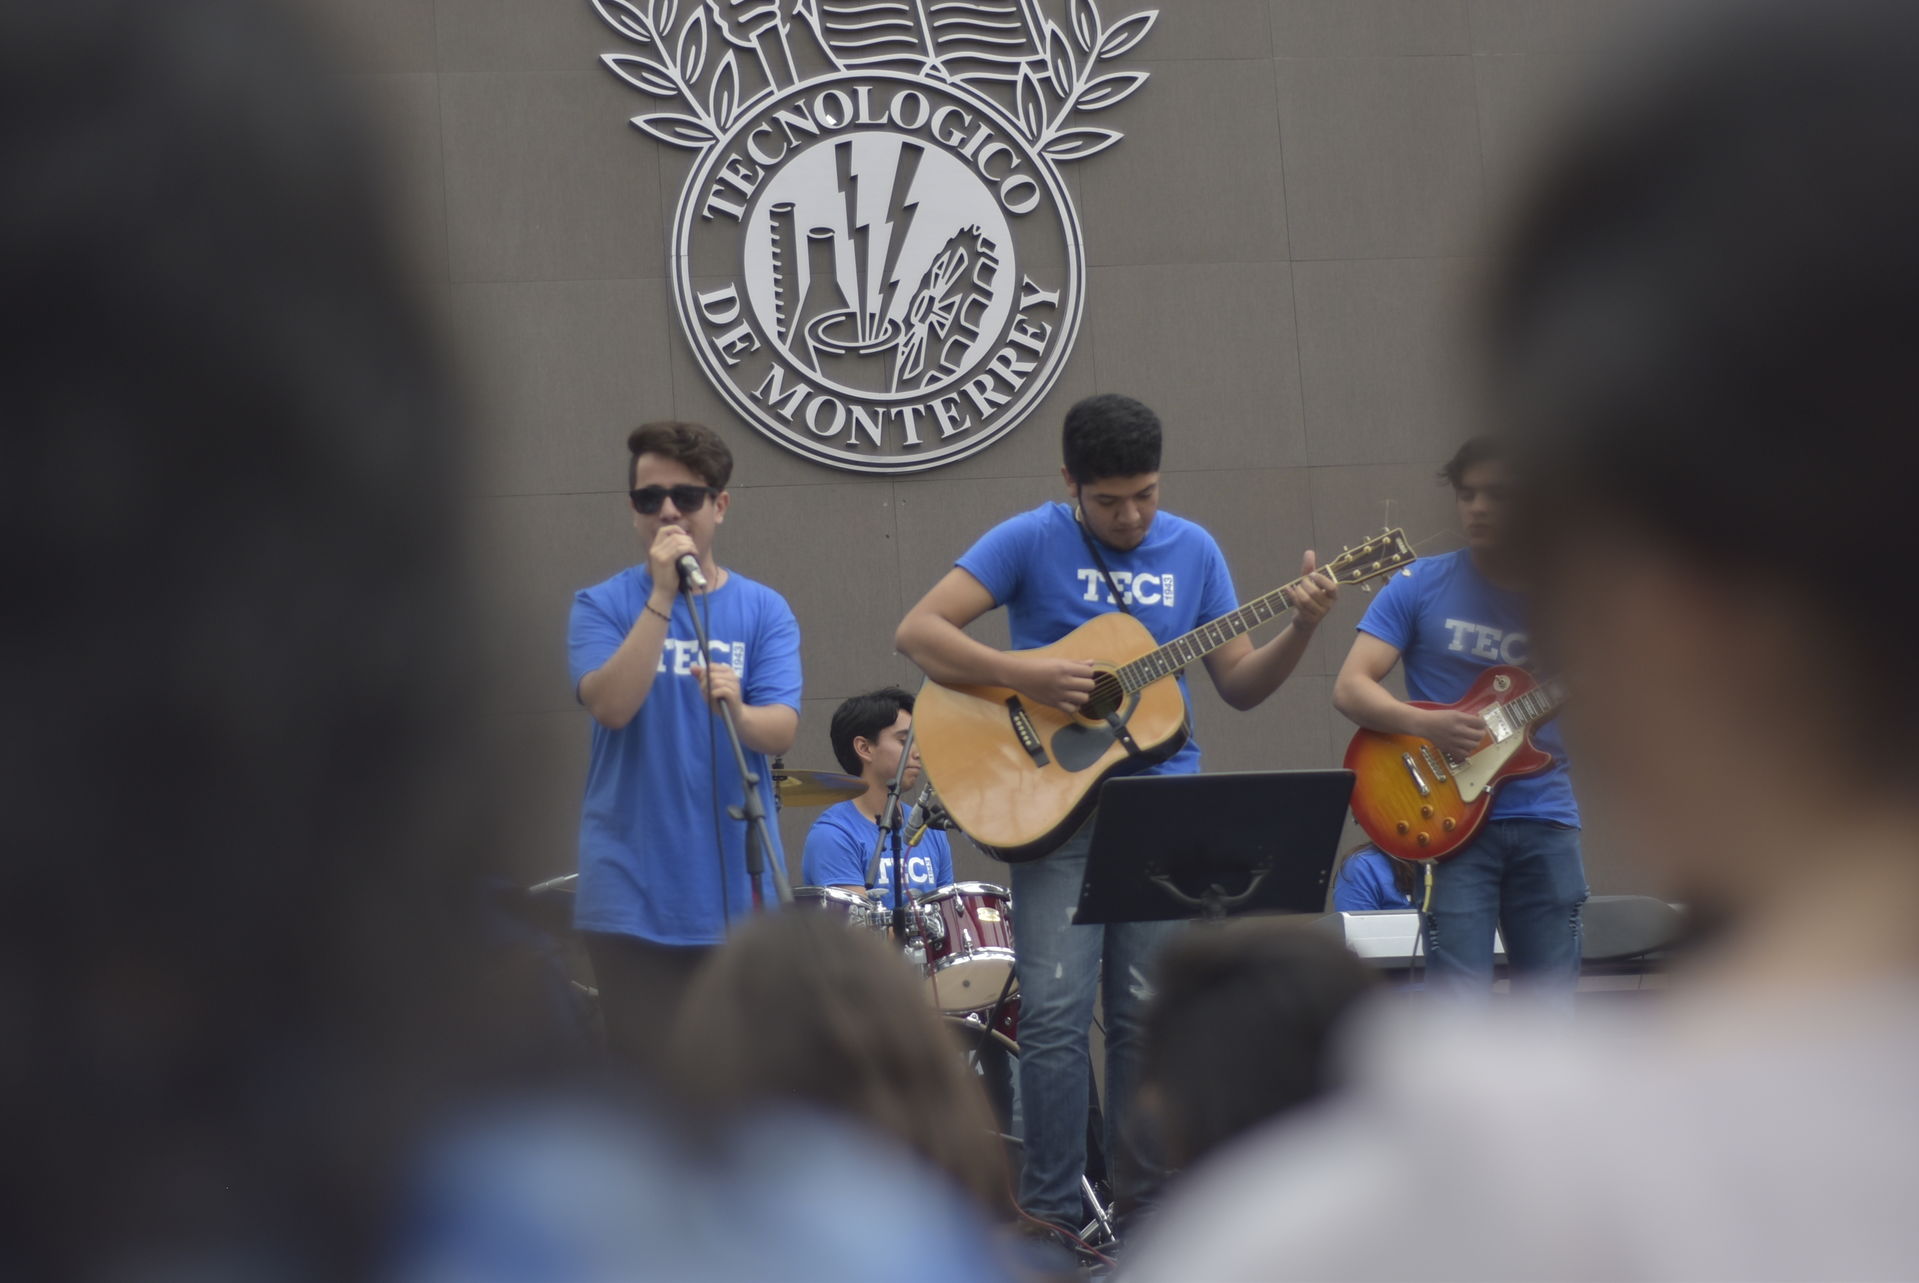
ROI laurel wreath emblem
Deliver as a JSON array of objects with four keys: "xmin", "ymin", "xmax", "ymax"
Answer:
[{"xmin": 591, "ymin": 0, "xmax": 1158, "ymax": 158}]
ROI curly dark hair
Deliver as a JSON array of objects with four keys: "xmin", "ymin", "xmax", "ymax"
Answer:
[
  {"xmin": 1062, "ymin": 393, "xmax": 1162, "ymax": 484},
  {"xmin": 1438, "ymin": 435, "xmax": 1507, "ymax": 490},
  {"xmin": 628, "ymin": 420, "xmax": 735, "ymax": 490}
]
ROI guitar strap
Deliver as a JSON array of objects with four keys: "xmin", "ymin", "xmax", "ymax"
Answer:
[
  {"xmin": 1074, "ymin": 506, "xmax": 1134, "ymax": 617},
  {"xmin": 1074, "ymin": 507, "xmax": 1146, "ymax": 757}
]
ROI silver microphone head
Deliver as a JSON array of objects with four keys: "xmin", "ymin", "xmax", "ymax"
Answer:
[{"xmin": 904, "ymin": 787, "xmax": 951, "ymax": 846}]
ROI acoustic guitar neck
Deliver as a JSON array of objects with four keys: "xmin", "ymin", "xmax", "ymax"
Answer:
[
  {"xmin": 1113, "ymin": 578, "xmax": 1313, "ymax": 692},
  {"xmin": 1115, "ymin": 530, "xmax": 1417, "ymax": 692}
]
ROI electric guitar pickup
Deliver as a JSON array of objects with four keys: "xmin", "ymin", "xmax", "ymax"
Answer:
[{"xmin": 1343, "ymin": 664, "xmax": 1567, "ymax": 862}]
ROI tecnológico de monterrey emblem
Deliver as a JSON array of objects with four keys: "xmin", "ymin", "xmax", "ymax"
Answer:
[{"xmin": 591, "ymin": 0, "xmax": 1159, "ymax": 473}]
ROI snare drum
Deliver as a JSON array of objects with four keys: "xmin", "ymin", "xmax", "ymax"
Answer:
[
  {"xmin": 791, "ymin": 885, "xmax": 884, "ymax": 931},
  {"xmin": 918, "ymin": 882, "xmax": 1017, "ymax": 1013}
]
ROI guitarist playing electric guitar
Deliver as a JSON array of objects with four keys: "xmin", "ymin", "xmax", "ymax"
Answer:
[
  {"xmin": 895, "ymin": 393, "xmax": 1337, "ymax": 1246},
  {"xmin": 1332, "ymin": 435, "xmax": 1586, "ymax": 1002}
]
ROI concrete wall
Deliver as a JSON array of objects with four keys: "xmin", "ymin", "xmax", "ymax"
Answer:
[{"xmin": 307, "ymin": 0, "xmax": 1650, "ymax": 896}]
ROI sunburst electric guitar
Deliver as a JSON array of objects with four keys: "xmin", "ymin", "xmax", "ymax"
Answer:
[
  {"xmin": 1343, "ymin": 665, "xmax": 1568, "ymax": 862},
  {"xmin": 914, "ymin": 530, "xmax": 1417, "ymax": 862}
]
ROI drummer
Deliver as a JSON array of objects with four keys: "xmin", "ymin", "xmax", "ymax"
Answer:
[{"xmin": 801, "ymin": 687, "xmax": 954, "ymax": 907}]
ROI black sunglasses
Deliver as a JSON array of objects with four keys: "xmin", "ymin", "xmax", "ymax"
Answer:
[{"xmin": 630, "ymin": 484, "xmax": 718, "ymax": 515}]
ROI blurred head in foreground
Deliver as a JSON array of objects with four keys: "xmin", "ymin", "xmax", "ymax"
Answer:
[
  {"xmin": 1142, "ymin": 922, "xmax": 1379, "ymax": 1170},
  {"xmin": 1489, "ymin": 0, "xmax": 1919, "ymax": 962},
  {"xmin": 671, "ymin": 911, "xmax": 1010, "ymax": 1214},
  {"xmin": 1124, "ymin": 7, "xmax": 1919, "ymax": 1280},
  {"xmin": 0, "ymin": 0, "xmax": 507, "ymax": 1275}
]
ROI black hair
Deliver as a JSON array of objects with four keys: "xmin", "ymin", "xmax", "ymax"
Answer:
[
  {"xmin": 1061, "ymin": 393, "xmax": 1162, "ymax": 484},
  {"xmin": 1142, "ymin": 923, "xmax": 1378, "ymax": 1169},
  {"xmin": 1484, "ymin": 0, "xmax": 1919, "ymax": 742},
  {"xmin": 1439, "ymin": 435, "xmax": 1507, "ymax": 490},
  {"xmin": 828, "ymin": 687, "xmax": 915, "ymax": 776},
  {"xmin": 629, "ymin": 420, "xmax": 734, "ymax": 491}
]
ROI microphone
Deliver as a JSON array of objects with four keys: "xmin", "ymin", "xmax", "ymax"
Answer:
[
  {"xmin": 904, "ymin": 789, "xmax": 952, "ymax": 848},
  {"xmin": 676, "ymin": 553, "xmax": 709, "ymax": 592}
]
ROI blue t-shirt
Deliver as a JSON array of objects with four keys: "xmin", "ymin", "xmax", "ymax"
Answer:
[
  {"xmin": 955, "ymin": 502, "xmax": 1239, "ymax": 775},
  {"xmin": 569, "ymin": 567, "xmax": 803, "ymax": 945},
  {"xmin": 1355, "ymin": 549, "xmax": 1578, "ymax": 826},
  {"xmin": 1332, "ymin": 847, "xmax": 1413, "ymax": 911},
  {"xmin": 800, "ymin": 799, "xmax": 955, "ymax": 908}
]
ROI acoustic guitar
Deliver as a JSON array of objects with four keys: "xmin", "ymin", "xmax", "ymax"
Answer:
[
  {"xmin": 1343, "ymin": 664, "xmax": 1567, "ymax": 862},
  {"xmin": 914, "ymin": 530, "xmax": 1417, "ymax": 862}
]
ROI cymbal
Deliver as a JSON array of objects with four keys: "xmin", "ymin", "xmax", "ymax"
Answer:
[{"xmin": 772, "ymin": 765, "xmax": 866, "ymax": 807}]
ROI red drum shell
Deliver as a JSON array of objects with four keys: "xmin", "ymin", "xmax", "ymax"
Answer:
[
  {"xmin": 917, "ymin": 881, "xmax": 1017, "ymax": 1013},
  {"xmin": 944, "ymin": 992, "xmax": 1020, "ymax": 1054}
]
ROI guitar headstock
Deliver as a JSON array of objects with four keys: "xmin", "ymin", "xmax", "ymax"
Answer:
[{"xmin": 1324, "ymin": 529, "xmax": 1417, "ymax": 592}]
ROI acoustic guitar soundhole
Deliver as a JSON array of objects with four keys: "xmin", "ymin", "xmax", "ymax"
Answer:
[{"xmin": 1082, "ymin": 670, "xmax": 1125, "ymax": 722}]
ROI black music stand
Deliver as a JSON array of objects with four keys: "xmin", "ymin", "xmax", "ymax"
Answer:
[{"xmin": 1074, "ymin": 770, "xmax": 1355, "ymax": 925}]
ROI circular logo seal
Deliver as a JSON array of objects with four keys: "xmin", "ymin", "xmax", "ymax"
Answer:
[
  {"xmin": 673, "ymin": 72, "xmax": 1082, "ymax": 473},
  {"xmin": 594, "ymin": 0, "xmax": 1160, "ymax": 473}
]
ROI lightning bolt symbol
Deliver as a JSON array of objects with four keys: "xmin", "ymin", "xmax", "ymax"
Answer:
[
  {"xmin": 876, "ymin": 142, "xmax": 926, "ymax": 335},
  {"xmin": 834, "ymin": 140, "xmax": 876, "ymax": 344}
]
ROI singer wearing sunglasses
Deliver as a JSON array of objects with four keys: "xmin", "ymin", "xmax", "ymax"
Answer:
[{"xmin": 568, "ymin": 421, "xmax": 802, "ymax": 1073}]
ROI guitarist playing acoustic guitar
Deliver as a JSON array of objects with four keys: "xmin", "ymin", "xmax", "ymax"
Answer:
[
  {"xmin": 895, "ymin": 393, "xmax": 1338, "ymax": 1246},
  {"xmin": 1332, "ymin": 435, "xmax": 1586, "ymax": 1002}
]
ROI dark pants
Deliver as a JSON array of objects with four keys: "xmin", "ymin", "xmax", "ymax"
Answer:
[
  {"xmin": 1425, "ymin": 819, "xmax": 1587, "ymax": 1005},
  {"xmin": 1009, "ymin": 820, "xmax": 1181, "ymax": 1229},
  {"xmin": 584, "ymin": 931, "xmax": 713, "ymax": 1076}
]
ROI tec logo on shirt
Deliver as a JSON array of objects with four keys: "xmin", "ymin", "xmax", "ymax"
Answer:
[
  {"xmin": 1444, "ymin": 618, "xmax": 1530, "ymax": 666},
  {"xmin": 875, "ymin": 855, "xmax": 937, "ymax": 887},
  {"xmin": 1076, "ymin": 569, "xmax": 1177, "ymax": 607},
  {"xmin": 657, "ymin": 637, "xmax": 748, "ymax": 677}
]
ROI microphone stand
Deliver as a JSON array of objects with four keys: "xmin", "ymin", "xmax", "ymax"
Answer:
[
  {"xmin": 682, "ymin": 573, "xmax": 791, "ymax": 911},
  {"xmin": 864, "ymin": 720, "xmax": 918, "ymax": 944}
]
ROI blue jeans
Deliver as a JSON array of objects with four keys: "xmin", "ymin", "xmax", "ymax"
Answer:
[
  {"xmin": 1425, "ymin": 819, "xmax": 1587, "ymax": 1001},
  {"xmin": 1010, "ymin": 819, "xmax": 1182, "ymax": 1228}
]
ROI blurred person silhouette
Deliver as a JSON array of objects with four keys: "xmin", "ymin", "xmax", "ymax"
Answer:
[
  {"xmin": 671, "ymin": 910, "xmax": 1012, "ymax": 1218},
  {"xmin": 1128, "ymin": 1, "xmax": 1919, "ymax": 1278},
  {"xmin": 400, "ymin": 912, "xmax": 1020, "ymax": 1283},
  {"xmin": 0, "ymin": 2, "xmax": 1008, "ymax": 1280},
  {"xmin": 0, "ymin": 0, "xmax": 524, "ymax": 1276},
  {"xmin": 1140, "ymin": 922, "xmax": 1379, "ymax": 1173}
]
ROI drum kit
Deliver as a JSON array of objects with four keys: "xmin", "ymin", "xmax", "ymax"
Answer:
[
  {"xmin": 775, "ymin": 762, "xmax": 1022, "ymax": 1044},
  {"xmin": 526, "ymin": 762, "xmax": 1022, "ymax": 1046},
  {"xmin": 530, "ymin": 759, "xmax": 1117, "ymax": 1248},
  {"xmin": 784, "ymin": 757, "xmax": 1123, "ymax": 1252}
]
